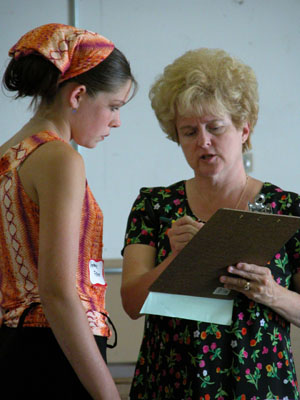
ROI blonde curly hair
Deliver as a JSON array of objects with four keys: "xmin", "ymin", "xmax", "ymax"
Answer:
[{"xmin": 149, "ymin": 48, "xmax": 259, "ymax": 152}]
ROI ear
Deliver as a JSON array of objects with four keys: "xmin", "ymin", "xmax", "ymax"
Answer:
[
  {"xmin": 241, "ymin": 122, "xmax": 250, "ymax": 144},
  {"xmin": 69, "ymin": 85, "xmax": 87, "ymax": 110}
]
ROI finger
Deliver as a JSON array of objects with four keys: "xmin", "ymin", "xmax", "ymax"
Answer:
[
  {"xmin": 173, "ymin": 215, "xmax": 195, "ymax": 224},
  {"xmin": 235, "ymin": 262, "xmax": 269, "ymax": 275},
  {"xmin": 172, "ymin": 216, "xmax": 203, "ymax": 229},
  {"xmin": 173, "ymin": 232, "xmax": 197, "ymax": 243},
  {"xmin": 221, "ymin": 276, "xmax": 254, "ymax": 294},
  {"xmin": 168, "ymin": 222, "xmax": 200, "ymax": 239},
  {"xmin": 228, "ymin": 264, "xmax": 270, "ymax": 282},
  {"xmin": 168, "ymin": 226, "xmax": 198, "ymax": 244},
  {"xmin": 227, "ymin": 265, "xmax": 254, "ymax": 281},
  {"xmin": 220, "ymin": 275, "xmax": 247, "ymax": 288}
]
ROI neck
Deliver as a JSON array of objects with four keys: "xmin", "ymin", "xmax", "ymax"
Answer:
[
  {"xmin": 192, "ymin": 167, "xmax": 248, "ymax": 199},
  {"xmin": 26, "ymin": 110, "xmax": 71, "ymax": 142},
  {"xmin": 186, "ymin": 170, "xmax": 251, "ymax": 221}
]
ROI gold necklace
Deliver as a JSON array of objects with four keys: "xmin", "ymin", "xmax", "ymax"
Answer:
[
  {"xmin": 191, "ymin": 175, "xmax": 249, "ymax": 223},
  {"xmin": 235, "ymin": 175, "xmax": 249, "ymax": 209}
]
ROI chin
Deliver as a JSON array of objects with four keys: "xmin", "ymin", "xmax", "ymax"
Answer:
[
  {"xmin": 80, "ymin": 142, "xmax": 96, "ymax": 149},
  {"xmin": 195, "ymin": 171, "xmax": 224, "ymax": 181},
  {"xmin": 196, "ymin": 167, "xmax": 220, "ymax": 176}
]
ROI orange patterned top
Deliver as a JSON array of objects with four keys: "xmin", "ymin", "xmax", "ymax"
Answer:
[{"xmin": 0, "ymin": 131, "xmax": 110, "ymax": 337}]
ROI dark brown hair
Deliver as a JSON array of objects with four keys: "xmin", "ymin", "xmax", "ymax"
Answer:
[{"xmin": 2, "ymin": 47, "xmax": 137, "ymax": 106}]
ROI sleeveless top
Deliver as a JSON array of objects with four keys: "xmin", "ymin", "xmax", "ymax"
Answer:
[{"xmin": 0, "ymin": 131, "xmax": 110, "ymax": 337}]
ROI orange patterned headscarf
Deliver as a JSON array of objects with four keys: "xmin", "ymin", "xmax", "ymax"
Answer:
[{"xmin": 9, "ymin": 23, "xmax": 115, "ymax": 83}]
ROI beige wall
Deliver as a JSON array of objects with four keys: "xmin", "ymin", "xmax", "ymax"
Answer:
[
  {"xmin": 105, "ymin": 271, "xmax": 144, "ymax": 364},
  {"xmin": 291, "ymin": 326, "xmax": 300, "ymax": 377}
]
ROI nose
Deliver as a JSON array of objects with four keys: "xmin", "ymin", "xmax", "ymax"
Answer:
[
  {"xmin": 197, "ymin": 128, "xmax": 211, "ymax": 148},
  {"xmin": 110, "ymin": 111, "xmax": 121, "ymax": 128}
]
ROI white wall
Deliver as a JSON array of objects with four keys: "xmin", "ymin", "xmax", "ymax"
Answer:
[{"xmin": 1, "ymin": 0, "xmax": 300, "ymax": 259}]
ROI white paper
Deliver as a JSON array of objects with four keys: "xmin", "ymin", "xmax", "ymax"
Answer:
[
  {"xmin": 89, "ymin": 259, "xmax": 106, "ymax": 286},
  {"xmin": 141, "ymin": 291, "xmax": 234, "ymax": 325}
]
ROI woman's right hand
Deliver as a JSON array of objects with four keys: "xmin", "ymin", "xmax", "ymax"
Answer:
[{"xmin": 167, "ymin": 216, "xmax": 204, "ymax": 256}]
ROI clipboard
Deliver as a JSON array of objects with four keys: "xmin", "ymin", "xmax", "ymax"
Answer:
[{"xmin": 149, "ymin": 208, "xmax": 300, "ymax": 300}]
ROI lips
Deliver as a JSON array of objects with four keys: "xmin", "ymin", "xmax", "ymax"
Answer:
[{"xmin": 200, "ymin": 154, "xmax": 215, "ymax": 160}]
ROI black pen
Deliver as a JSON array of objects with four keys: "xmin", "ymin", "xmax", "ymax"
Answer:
[{"xmin": 159, "ymin": 216, "xmax": 174, "ymax": 227}]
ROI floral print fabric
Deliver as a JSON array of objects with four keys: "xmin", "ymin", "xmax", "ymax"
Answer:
[{"xmin": 123, "ymin": 181, "xmax": 300, "ymax": 400}]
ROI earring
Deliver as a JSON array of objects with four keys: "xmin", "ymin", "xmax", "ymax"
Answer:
[{"xmin": 72, "ymin": 108, "xmax": 77, "ymax": 114}]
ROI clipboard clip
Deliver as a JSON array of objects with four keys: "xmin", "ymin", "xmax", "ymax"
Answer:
[{"xmin": 248, "ymin": 194, "xmax": 273, "ymax": 214}]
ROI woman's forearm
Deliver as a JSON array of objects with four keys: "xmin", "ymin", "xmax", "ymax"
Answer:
[
  {"xmin": 269, "ymin": 284, "xmax": 300, "ymax": 328},
  {"xmin": 121, "ymin": 252, "xmax": 176, "ymax": 320}
]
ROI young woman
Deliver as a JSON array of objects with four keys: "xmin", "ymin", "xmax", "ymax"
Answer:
[{"xmin": 0, "ymin": 23, "xmax": 136, "ymax": 399}]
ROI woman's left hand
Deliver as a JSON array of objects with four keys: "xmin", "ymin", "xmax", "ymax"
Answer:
[{"xmin": 219, "ymin": 262, "xmax": 277, "ymax": 306}]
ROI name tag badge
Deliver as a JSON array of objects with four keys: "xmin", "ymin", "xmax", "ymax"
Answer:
[{"xmin": 89, "ymin": 259, "xmax": 107, "ymax": 287}]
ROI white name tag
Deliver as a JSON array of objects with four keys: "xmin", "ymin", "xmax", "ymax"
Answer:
[{"xmin": 89, "ymin": 259, "xmax": 106, "ymax": 286}]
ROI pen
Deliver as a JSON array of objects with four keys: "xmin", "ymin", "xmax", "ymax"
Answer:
[
  {"xmin": 159, "ymin": 216, "xmax": 174, "ymax": 227},
  {"xmin": 159, "ymin": 216, "xmax": 205, "ymax": 227}
]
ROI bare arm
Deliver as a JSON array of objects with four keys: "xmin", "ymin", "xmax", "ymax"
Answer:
[
  {"xmin": 121, "ymin": 216, "xmax": 202, "ymax": 319},
  {"xmin": 220, "ymin": 262, "xmax": 300, "ymax": 327},
  {"xmin": 29, "ymin": 141, "xmax": 120, "ymax": 400},
  {"xmin": 121, "ymin": 244, "xmax": 176, "ymax": 319}
]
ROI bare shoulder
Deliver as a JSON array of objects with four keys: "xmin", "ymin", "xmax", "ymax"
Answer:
[
  {"xmin": 38, "ymin": 141, "xmax": 85, "ymax": 191},
  {"xmin": 19, "ymin": 140, "xmax": 85, "ymax": 203},
  {"xmin": 27, "ymin": 140, "xmax": 84, "ymax": 179},
  {"xmin": 33, "ymin": 140, "xmax": 83, "ymax": 167}
]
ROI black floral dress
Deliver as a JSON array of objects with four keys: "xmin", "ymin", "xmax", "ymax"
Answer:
[{"xmin": 123, "ymin": 181, "xmax": 300, "ymax": 400}]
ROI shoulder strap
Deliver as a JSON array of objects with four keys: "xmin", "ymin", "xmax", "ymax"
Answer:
[{"xmin": 0, "ymin": 131, "xmax": 63, "ymax": 175}]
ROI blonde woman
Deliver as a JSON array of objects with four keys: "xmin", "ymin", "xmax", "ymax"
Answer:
[{"xmin": 121, "ymin": 48, "xmax": 300, "ymax": 399}]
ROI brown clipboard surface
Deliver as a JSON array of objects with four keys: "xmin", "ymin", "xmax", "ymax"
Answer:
[{"xmin": 149, "ymin": 208, "xmax": 300, "ymax": 299}]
